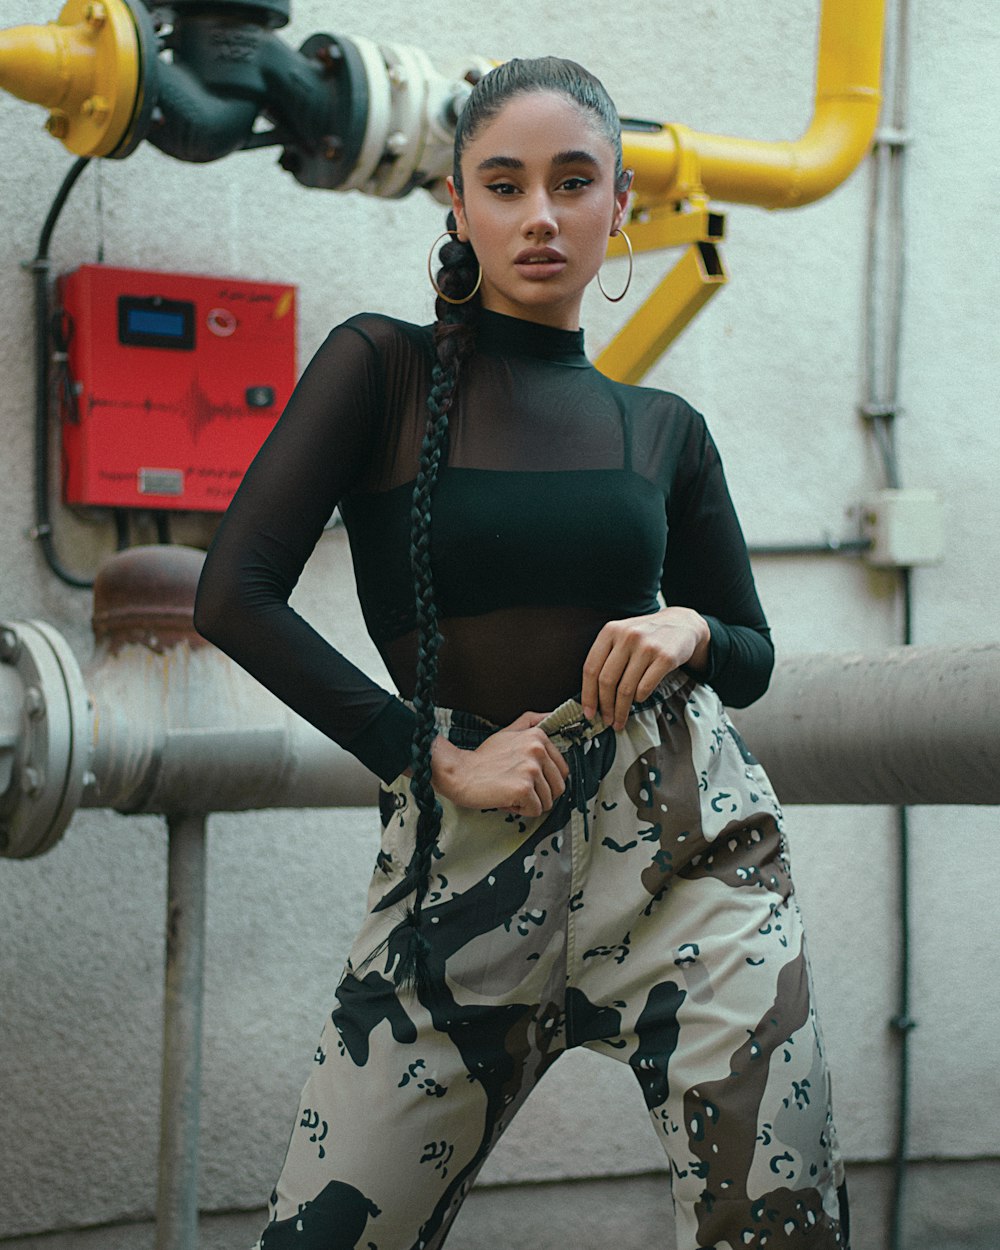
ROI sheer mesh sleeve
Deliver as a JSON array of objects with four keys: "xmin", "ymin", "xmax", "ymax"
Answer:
[
  {"xmin": 193, "ymin": 319, "xmax": 417, "ymax": 782},
  {"xmin": 661, "ymin": 411, "xmax": 774, "ymax": 707}
]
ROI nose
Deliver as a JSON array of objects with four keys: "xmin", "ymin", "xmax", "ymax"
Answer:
[{"xmin": 521, "ymin": 188, "xmax": 558, "ymax": 240}]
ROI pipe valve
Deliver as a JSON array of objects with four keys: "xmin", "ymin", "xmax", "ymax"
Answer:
[{"xmin": 0, "ymin": 0, "xmax": 492, "ymax": 195}]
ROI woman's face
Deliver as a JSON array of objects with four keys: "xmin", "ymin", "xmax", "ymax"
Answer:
[{"xmin": 448, "ymin": 91, "xmax": 630, "ymax": 329}]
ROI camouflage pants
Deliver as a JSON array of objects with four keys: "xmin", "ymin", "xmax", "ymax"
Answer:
[{"xmin": 258, "ymin": 675, "xmax": 848, "ymax": 1250}]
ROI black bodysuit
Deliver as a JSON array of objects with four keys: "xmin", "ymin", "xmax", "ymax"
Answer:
[{"xmin": 194, "ymin": 309, "xmax": 773, "ymax": 783}]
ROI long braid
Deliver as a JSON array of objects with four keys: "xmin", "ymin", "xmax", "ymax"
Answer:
[{"xmin": 394, "ymin": 212, "xmax": 479, "ymax": 991}]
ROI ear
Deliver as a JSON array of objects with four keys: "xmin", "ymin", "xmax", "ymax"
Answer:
[
  {"xmin": 611, "ymin": 169, "xmax": 634, "ymax": 234},
  {"xmin": 446, "ymin": 176, "xmax": 469, "ymax": 242}
]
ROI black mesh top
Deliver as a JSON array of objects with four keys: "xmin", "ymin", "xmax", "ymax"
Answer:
[{"xmin": 194, "ymin": 308, "xmax": 773, "ymax": 782}]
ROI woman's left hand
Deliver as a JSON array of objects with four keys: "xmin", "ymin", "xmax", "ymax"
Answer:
[{"xmin": 581, "ymin": 606, "xmax": 711, "ymax": 730}]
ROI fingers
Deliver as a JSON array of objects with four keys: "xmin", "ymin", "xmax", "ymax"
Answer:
[
  {"xmin": 581, "ymin": 632, "xmax": 613, "ymax": 720},
  {"xmin": 612, "ymin": 650, "xmax": 672, "ymax": 728},
  {"xmin": 477, "ymin": 721, "xmax": 568, "ymax": 817},
  {"xmin": 583, "ymin": 618, "xmax": 687, "ymax": 730},
  {"xmin": 516, "ymin": 730, "xmax": 569, "ymax": 813},
  {"xmin": 508, "ymin": 709, "xmax": 549, "ymax": 730},
  {"xmin": 540, "ymin": 741, "xmax": 569, "ymax": 795},
  {"xmin": 584, "ymin": 625, "xmax": 633, "ymax": 727},
  {"xmin": 505, "ymin": 712, "xmax": 569, "ymax": 787}
]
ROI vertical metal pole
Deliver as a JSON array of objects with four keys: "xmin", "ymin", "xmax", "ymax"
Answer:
[{"xmin": 156, "ymin": 812, "xmax": 207, "ymax": 1250}]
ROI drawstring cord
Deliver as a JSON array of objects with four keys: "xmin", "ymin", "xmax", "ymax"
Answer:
[{"xmin": 559, "ymin": 717, "xmax": 592, "ymax": 842}]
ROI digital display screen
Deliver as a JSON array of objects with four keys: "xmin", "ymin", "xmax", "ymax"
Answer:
[
  {"xmin": 126, "ymin": 308, "xmax": 187, "ymax": 339},
  {"xmin": 118, "ymin": 295, "xmax": 195, "ymax": 350}
]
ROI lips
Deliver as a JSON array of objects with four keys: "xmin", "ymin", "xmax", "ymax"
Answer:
[
  {"xmin": 515, "ymin": 247, "xmax": 565, "ymax": 264},
  {"xmin": 514, "ymin": 247, "xmax": 566, "ymax": 279}
]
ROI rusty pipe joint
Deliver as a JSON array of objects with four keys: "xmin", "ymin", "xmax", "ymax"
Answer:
[
  {"xmin": 0, "ymin": 546, "xmax": 377, "ymax": 858},
  {"xmin": 84, "ymin": 546, "xmax": 378, "ymax": 816}
]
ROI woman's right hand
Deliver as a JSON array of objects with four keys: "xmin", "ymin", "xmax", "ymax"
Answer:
[{"xmin": 431, "ymin": 711, "xmax": 569, "ymax": 816}]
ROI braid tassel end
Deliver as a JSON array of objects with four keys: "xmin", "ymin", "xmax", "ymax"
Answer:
[{"xmin": 394, "ymin": 907, "xmax": 433, "ymax": 994}]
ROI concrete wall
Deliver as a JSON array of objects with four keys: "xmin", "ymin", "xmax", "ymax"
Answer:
[{"xmin": 1, "ymin": 0, "xmax": 998, "ymax": 1246}]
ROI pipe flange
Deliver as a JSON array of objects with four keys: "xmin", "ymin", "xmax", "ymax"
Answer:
[
  {"xmin": 45, "ymin": 0, "xmax": 143, "ymax": 157},
  {"xmin": 108, "ymin": 0, "xmax": 160, "ymax": 158},
  {"xmin": 279, "ymin": 33, "xmax": 373, "ymax": 191},
  {"xmin": 0, "ymin": 620, "xmax": 91, "ymax": 858}
]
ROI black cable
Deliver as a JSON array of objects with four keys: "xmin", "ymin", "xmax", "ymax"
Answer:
[
  {"xmin": 38, "ymin": 155, "xmax": 91, "ymax": 258},
  {"xmin": 154, "ymin": 511, "xmax": 172, "ymax": 545},
  {"xmin": 31, "ymin": 156, "xmax": 95, "ymax": 588},
  {"xmin": 114, "ymin": 509, "xmax": 130, "ymax": 552},
  {"xmin": 51, "ymin": 305, "xmax": 80, "ymax": 427}
]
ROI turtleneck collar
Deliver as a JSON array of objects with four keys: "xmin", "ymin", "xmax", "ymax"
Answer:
[{"xmin": 474, "ymin": 308, "xmax": 590, "ymax": 367}]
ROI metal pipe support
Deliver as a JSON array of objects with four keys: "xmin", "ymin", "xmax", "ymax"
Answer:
[
  {"xmin": 595, "ymin": 238, "xmax": 728, "ymax": 384},
  {"xmin": 155, "ymin": 812, "xmax": 207, "ymax": 1250}
]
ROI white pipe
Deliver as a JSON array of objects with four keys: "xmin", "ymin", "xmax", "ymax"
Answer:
[
  {"xmin": 731, "ymin": 642, "xmax": 1000, "ymax": 805},
  {"xmin": 84, "ymin": 637, "xmax": 379, "ymax": 815},
  {"xmin": 2, "ymin": 617, "xmax": 999, "ymax": 860}
]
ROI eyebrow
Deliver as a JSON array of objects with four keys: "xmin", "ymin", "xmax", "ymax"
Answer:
[{"xmin": 475, "ymin": 149, "xmax": 601, "ymax": 173}]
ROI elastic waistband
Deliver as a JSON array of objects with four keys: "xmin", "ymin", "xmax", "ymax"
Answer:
[{"xmin": 430, "ymin": 669, "xmax": 693, "ymax": 752}]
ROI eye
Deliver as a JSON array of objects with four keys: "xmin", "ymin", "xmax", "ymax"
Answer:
[
  {"xmin": 485, "ymin": 181, "xmax": 521, "ymax": 196},
  {"xmin": 558, "ymin": 176, "xmax": 594, "ymax": 192}
]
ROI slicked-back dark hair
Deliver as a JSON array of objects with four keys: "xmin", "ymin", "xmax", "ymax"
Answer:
[
  {"xmin": 394, "ymin": 58, "xmax": 624, "ymax": 992},
  {"xmin": 453, "ymin": 56, "xmax": 628, "ymax": 198}
]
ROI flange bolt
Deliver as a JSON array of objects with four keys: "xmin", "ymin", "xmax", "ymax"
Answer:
[
  {"xmin": 24, "ymin": 686, "xmax": 46, "ymax": 720},
  {"xmin": 21, "ymin": 767, "xmax": 44, "ymax": 797},
  {"xmin": 81, "ymin": 96, "xmax": 110, "ymax": 120},
  {"xmin": 0, "ymin": 628, "xmax": 20, "ymax": 664},
  {"xmin": 45, "ymin": 111, "xmax": 70, "ymax": 139}
]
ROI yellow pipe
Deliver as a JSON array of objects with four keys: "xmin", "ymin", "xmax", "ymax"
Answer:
[
  {"xmin": 622, "ymin": 0, "xmax": 886, "ymax": 209},
  {"xmin": 0, "ymin": 0, "xmax": 140, "ymax": 157}
]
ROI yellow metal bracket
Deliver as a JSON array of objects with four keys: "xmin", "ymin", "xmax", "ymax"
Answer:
[
  {"xmin": 609, "ymin": 197, "xmax": 724, "ymax": 258},
  {"xmin": 596, "ymin": 209, "xmax": 728, "ymax": 385},
  {"xmin": 0, "ymin": 0, "xmax": 141, "ymax": 157}
]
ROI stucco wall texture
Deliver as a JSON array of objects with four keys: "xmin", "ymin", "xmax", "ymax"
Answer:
[{"xmin": 1, "ymin": 1, "xmax": 997, "ymax": 1246}]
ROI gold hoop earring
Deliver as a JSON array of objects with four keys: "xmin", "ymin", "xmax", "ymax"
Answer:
[
  {"xmin": 427, "ymin": 230, "xmax": 483, "ymax": 305},
  {"xmin": 597, "ymin": 228, "xmax": 633, "ymax": 303}
]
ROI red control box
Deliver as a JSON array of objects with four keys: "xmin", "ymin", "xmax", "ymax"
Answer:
[{"xmin": 58, "ymin": 264, "xmax": 297, "ymax": 512}]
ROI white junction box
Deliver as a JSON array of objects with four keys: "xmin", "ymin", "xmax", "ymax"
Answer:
[{"xmin": 862, "ymin": 488, "xmax": 945, "ymax": 568}]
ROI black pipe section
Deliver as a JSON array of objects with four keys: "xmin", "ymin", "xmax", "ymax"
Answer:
[
  {"xmin": 141, "ymin": 5, "xmax": 361, "ymax": 175},
  {"xmin": 30, "ymin": 157, "xmax": 95, "ymax": 590},
  {"xmin": 146, "ymin": 42, "xmax": 260, "ymax": 163}
]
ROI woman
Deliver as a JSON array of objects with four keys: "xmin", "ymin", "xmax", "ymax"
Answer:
[{"xmin": 195, "ymin": 57, "xmax": 848, "ymax": 1250}]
